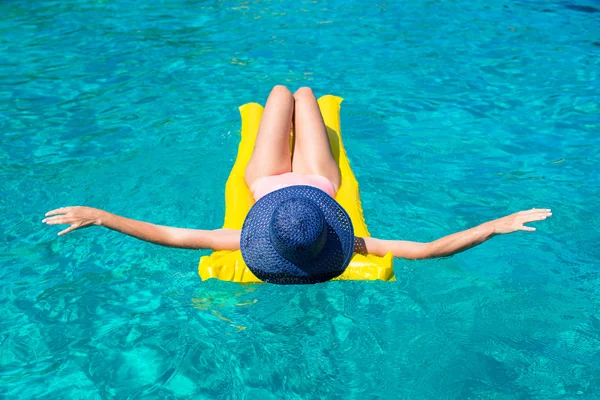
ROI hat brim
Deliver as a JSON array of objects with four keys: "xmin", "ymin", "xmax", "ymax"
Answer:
[{"xmin": 240, "ymin": 185, "xmax": 354, "ymax": 284}]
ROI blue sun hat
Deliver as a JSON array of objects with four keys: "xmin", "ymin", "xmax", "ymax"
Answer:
[{"xmin": 240, "ymin": 185, "xmax": 355, "ymax": 285}]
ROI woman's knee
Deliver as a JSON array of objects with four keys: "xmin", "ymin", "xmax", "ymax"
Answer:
[
  {"xmin": 270, "ymin": 85, "xmax": 293, "ymax": 98},
  {"xmin": 294, "ymin": 87, "xmax": 315, "ymax": 101}
]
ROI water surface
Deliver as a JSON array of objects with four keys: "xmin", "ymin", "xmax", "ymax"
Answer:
[{"xmin": 1, "ymin": 0, "xmax": 599, "ymax": 398}]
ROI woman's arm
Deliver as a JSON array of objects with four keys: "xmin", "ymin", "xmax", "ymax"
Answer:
[
  {"xmin": 43, "ymin": 206, "xmax": 241, "ymax": 250},
  {"xmin": 358, "ymin": 208, "xmax": 552, "ymax": 260}
]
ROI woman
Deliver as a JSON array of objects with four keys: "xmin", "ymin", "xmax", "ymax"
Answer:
[{"xmin": 43, "ymin": 86, "xmax": 551, "ymax": 284}]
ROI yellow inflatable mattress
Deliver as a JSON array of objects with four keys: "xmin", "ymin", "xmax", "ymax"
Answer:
[{"xmin": 198, "ymin": 95, "xmax": 394, "ymax": 283}]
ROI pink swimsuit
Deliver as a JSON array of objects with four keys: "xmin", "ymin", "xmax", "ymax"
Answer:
[{"xmin": 251, "ymin": 172, "xmax": 337, "ymax": 201}]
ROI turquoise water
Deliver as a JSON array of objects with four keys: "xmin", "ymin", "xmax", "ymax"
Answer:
[{"xmin": 1, "ymin": 0, "xmax": 599, "ymax": 397}]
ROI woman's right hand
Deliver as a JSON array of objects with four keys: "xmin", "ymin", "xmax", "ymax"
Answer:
[
  {"xmin": 43, "ymin": 206, "xmax": 105, "ymax": 236},
  {"xmin": 490, "ymin": 208, "xmax": 552, "ymax": 234}
]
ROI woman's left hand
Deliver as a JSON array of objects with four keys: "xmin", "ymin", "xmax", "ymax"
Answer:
[
  {"xmin": 491, "ymin": 208, "xmax": 552, "ymax": 234},
  {"xmin": 42, "ymin": 206, "xmax": 105, "ymax": 236}
]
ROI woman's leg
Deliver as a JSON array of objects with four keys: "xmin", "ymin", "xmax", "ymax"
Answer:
[
  {"xmin": 244, "ymin": 85, "xmax": 294, "ymax": 188},
  {"xmin": 291, "ymin": 87, "xmax": 341, "ymax": 190}
]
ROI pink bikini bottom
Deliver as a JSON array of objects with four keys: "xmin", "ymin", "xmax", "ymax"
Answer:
[{"xmin": 251, "ymin": 172, "xmax": 337, "ymax": 201}]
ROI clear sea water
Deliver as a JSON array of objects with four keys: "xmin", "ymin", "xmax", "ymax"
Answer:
[{"xmin": 1, "ymin": 0, "xmax": 599, "ymax": 398}]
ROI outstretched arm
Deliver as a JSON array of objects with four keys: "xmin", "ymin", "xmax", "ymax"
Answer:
[
  {"xmin": 357, "ymin": 208, "xmax": 552, "ymax": 260},
  {"xmin": 43, "ymin": 206, "xmax": 241, "ymax": 250}
]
